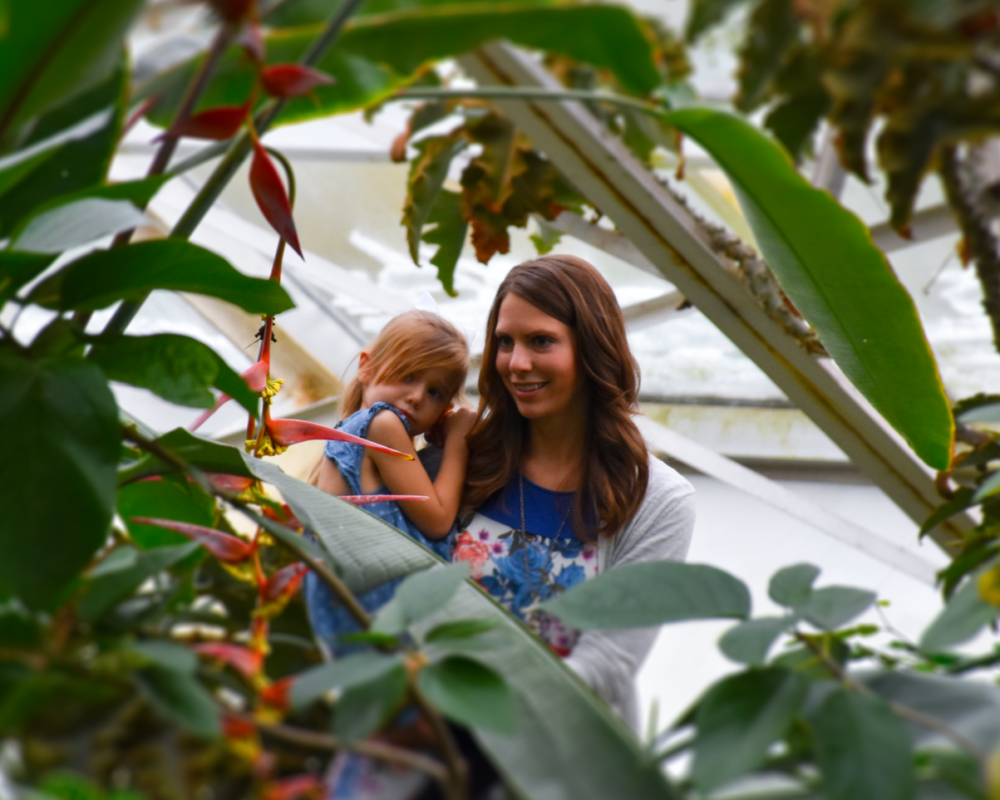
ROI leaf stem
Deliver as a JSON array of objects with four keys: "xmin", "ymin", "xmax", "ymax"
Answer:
[
  {"xmin": 410, "ymin": 682, "xmax": 468, "ymax": 800},
  {"xmin": 101, "ymin": 0, "xmax": 366, "ymax": 336},
  {"xmin": 794, "ymin": 632, "xmax": 987, "ymax": 760},
  {"xmin": 242, "ymin": 713, "xmax": 449, "ymax": 783}
]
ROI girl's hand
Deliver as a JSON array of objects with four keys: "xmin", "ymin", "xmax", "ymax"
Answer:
[{"xmin": 442, "ymin": 407, "xmax": 476, "ymax": 445}]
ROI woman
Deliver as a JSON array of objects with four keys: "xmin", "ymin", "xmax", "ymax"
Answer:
[{"xmin": 455, "ymin": 254, "xmax": 696, "ymax": 729}]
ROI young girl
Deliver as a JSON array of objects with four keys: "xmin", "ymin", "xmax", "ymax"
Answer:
[{"xmin": 304, "ymin": 310, "xmax": 475, "ymax": 657}]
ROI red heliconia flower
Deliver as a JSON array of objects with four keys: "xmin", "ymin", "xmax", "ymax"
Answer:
[
  {"xmin": 130, "ymin": 518, "xmax": 254, "ymax": 564},
  {"xmin": 189, "ymin": 357, "xmax": 269, "ymax": 431},
  {"xmin": 222, "ymin": 711, "xmax": 257, "ymax": 739},
  {"xmin": 339, "ymin": 494, "xmax": 428, "ymax": 505},
  {"xmin": 267, "ymin": 418, "xmax": 414, "ymax": 459},
  {"xmin": 262, "ymin": 562, "xmax": 308, "ymax": 603},
  {"xmin": 260, "ymin": 774, "xmax": 324, "ymax": 800},
  {"xmin": 156, "ymin": 103, "xmax": 249, "ymax": 142},
  {"xmin": 259, "ymin": 676, "xmax": 293, "ymax": 711},
  {"xmin": 250, "ymin": 141, "xmax": 302, "ymax": 257},
  {"xmin": 207, "ymin": 473, "xmax": 256, "ymax": 493},
  {"xmin": 192, "ymin": 642, "xmax": 262, "ymax": 680},
  {"xmin": 261, "ymin": 502, "xmax": 303, "ymax": 530},
  {"xmin": 260, "ymin": 64, "xmax": 334, "ymax": 99}
]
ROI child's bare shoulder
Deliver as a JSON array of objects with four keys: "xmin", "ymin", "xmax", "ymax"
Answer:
[{"xmin": 366, "ymin": 407, "xmax": 409, "ymax": 443}]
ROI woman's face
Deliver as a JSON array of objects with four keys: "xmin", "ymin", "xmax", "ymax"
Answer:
[{"xmin": 494, "ymin": 293, "xmax": 585, "ymax": 423}]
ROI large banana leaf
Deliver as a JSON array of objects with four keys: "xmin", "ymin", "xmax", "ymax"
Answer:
[
  {"xmin": 141, "ymin": 3, "xmax": 661, "ymax": 129},
  {"xmin": 662, "ymin": 108, "xmax": 953, "ymax": 470},
  {"xmin": 242, "ymin": 455, "xmax": 675, "ymax": 800}
]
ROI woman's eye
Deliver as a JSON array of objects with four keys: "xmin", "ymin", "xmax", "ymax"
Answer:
[
  {"xmin": 533, "ymin": 336, "xmax": 553, "ymax": 347},
  {"xmin": 496, "ymin": 335, "xmax": 513, "ymax": 349}
]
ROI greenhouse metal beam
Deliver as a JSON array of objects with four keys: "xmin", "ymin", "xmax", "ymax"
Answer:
[{"xmin": 462, "ymin": 43, "xmax": 972, "ymax": 551}]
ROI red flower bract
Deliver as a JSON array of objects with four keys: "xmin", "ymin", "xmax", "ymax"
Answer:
[
  {"xmin": 158, "ymin": 103, "xmax": 248, "ymax": 142},
  {"xmin": 130, "ymin": 518, "xmax": 254, "ymax": 564},
  {"xmin": 260, "ymin": 64, "xmax": 334, "ymax": 99},
  {"xmin": 259, "ymin": 676, "xmax": 293, "ymax": 710},
  {"xmin": 189, "ymin": 357, "xmax": 268, "ymax": 432},
  {"xmin": 193, "ymin": 642, "xmax": 262, "ymax": 679},
  {"xmin": 267, "ymin": 418, "xmax": 414, "ymax": 459},
  {"xmin": 339, "ymin": 494, "xmax": 428, "ymax": 504},
  {"xmin": 250, "ymin": 141, "xmax": 302, "ymax": 257},
  {"xmin": 260, "ymin": 774, "xmax": 323, "ymax": 800},
  {"xmin": 262, "ymin": 562, "xmax": 308, "ymax": 603}
]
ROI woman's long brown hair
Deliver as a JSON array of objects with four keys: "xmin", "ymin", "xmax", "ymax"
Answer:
[{"xmin": 463, "ymin": 255, "xmax": 649, "ymax": 539}]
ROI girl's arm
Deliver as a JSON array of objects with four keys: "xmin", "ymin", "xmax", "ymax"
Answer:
[
  {"xmin": 311, "ymin": 454, "xmax": 352, "ymax": 496},
  {"xmin": 365, "ymin": 407, "xmax": 476, "ymax": 538}
]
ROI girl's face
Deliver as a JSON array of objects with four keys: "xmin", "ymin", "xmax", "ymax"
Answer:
[
  {"xmin": 494, "ymin": 293, "xmax": 585, "ymax": 424},
  {"xmin": 359, "ymin": 358, "xmax": 455, "ymax": 437}
]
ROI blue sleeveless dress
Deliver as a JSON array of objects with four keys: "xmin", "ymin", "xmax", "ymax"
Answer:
[{"xmin": 303, "ymin": 402, "xmax": 452, "ymax": 658}]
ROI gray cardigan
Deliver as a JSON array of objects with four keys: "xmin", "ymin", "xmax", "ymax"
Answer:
[{"xmin": 564, "ymin": 457, "xmax": 696, "ymax": 731}]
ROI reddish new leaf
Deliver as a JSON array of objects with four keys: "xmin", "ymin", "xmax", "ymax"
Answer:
[
  {"xmin": 339, "ymin": 495, "xmax": 428, "ymax": 505},
  {"xmin": 207, "ymin": 473, "xmax": 256, "ymax": 493},
  {"xmin": 262, "ymin": 562, "xmax": 308, "ymax": 603},
  {"xmin": 193, "ymin": 642, "xmax": 262, "ymax": 679},
  {"xmin": 260, "ymin": 64, "xmax": 334, "ymax": 99},
  {"xmin": 130, "ymin": 517, "xmax": 254, "ymax": 564},
  {"xmin": 267, "ymin": 418, "xmax": 413, "ymax": 459},
  {"xmin": 250, "ymin": 141, "xmax": 302, "ymax": 257},
  {"xmin": 158, "ymin": 103, "xmax": 248, "ymax": 142}
]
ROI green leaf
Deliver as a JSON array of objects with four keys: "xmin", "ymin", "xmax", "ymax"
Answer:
[
  {"xmin": 77, "ymin": 543, "xmax": 199, "ymax": 622},
  {"xmin": 118, "ymin": 428, "xmax": 254, "ymax": 484},
  {"xmin": 128, "ymin": 640, "xmax": 197, "ymax": 673},
  {"xmin": 372, "ymin": 563, "xmax": 469, "ymax": 634},
  {"xmin": 812, "ymin": 687, "xmax": 914, "ymax": 800},
  {"xmin": 920, "ymin": 576, "xmax": 1000, "ymax": 652},
  {"xmin": 118, "ymin": 476, "xmax": 217, "ymax": 550},
  {"xmin": 542, "ymin": 561, "xmax": 750, "ymax": 629},
  {"xmin": 143, "ymin": 5, "xmax": 661, "ymax": 129},
  {"xmin": 0, "ymin": 251, "xmax": 56, "ymax": 306},
  {"xmin": 88, "ymin": 546, "xmax": 139, "ymax": 579},
  {"xmin": 290, "ymin": 652, "xmax": 404, "ymax": 710},
  {"xmin": 88, "ymin": 333, "xmax": 258, "ymax": 414},
  {"xmin": 0, "ymin": 352, "xmax": 119, "ymax": 606},
  {"xmin": 686, "ymin": 0, "xmax": 751, "ymax": 42},
  {"xmin": 334, "ymin": 660, "xmax": 408, "ymax": 741},
  {"xmin": 692, "ymin": 667, "xmax": 808, "ymax": 793},
  {"xmin": 718, "ymin": 616, "xmax": 795, "ymax": 666},
  {"xmin": 959, "ymin": 401, "xmax": 1000, "ymax": 424},
  {"xmin": 920, "ymin": 489, "xmax": 977, "ymax": 538},
  {"xmin": 0, "ymin": 0, "xmax": 141, "ymax": 133},
  {"xmin": 662, "ymin": 106, "xmax": 954, "ymax": 469},
  {"xmin": 735, "ymin": 0, "xmax": 799, "ymax": 112},
  {"xmin": 8, "ymin": 174, "xmax": 169, "ymax": 251},
  {"xmin": 12, "ymin": 198, "xmax": 146, "ymax": 253},
  {"xmin": 403, "ymin": 134, "xmax": 465, "ymax": 263},
  {"xmin": 797, "ymin": 586, "xmax": 876, "ymax": 631},
  {"xmin": 974, "ymin": 471, "xmax": 1000, "ymax": 503},
  {"xmin": 32, "ymin": 239, "xmax": 294, "ymax": 315},
  {"xmin": 240, "ymin": 455, "xmax": 675, "ymax": 800},
  {"xmin": 418, "ymin": 655, "xmax": 516, "ymax": 734},
  {"xmin": 769, "ymin": 563, "xmax": 820, "ymax": 607},
  {"xmin": 424, "ymin": 618, "xmax": 498, "ymax": 644},
  {"xmin": 0, "ymin": 144, "xmax": 57, "ymax": 200},
  {"xmin": 133, "ymin": 665, "xmax": 220, "ymax": 739},
  {"xmin": 424, "ymin": 189, "xmax": 468, "ymax": 297},
  {"xmin": 0, "ymin": 56, "xmax": 128, "ymax": 238}
]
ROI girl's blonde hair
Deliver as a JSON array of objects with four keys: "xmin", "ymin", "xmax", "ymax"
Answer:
[{"xmin": 341, "ymin": 310, "xmax": 469, "ymax": 418}]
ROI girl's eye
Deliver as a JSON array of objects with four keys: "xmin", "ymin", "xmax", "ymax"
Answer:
[
  {"xmin": 496, "ymin": 335, "xmax": 513, "ymax": 349},
  {"xmin": 533, "ymin": 335, "xmax": 554, "ymax": 347},
  {"xmin": 429, "ymin": 387, "xmax": 443, "ymax": 400},
  {"xmin": 402, "ymin": 373, "xmax": 416, "ymax": 383}
]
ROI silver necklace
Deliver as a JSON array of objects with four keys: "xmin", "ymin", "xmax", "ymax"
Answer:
[{"xmin": 518, "ymin": 473, "xmax": 571, "ymax": 606}]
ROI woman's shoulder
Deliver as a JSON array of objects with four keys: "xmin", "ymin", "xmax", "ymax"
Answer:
[{"xmin": 644, "ymin": 455, "xmax": 696, "ymax": 504}]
